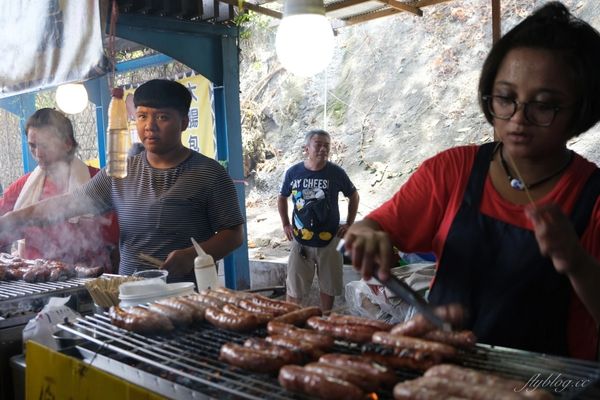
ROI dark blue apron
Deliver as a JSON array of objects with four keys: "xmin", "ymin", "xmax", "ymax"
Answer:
[{"xmin": 428, "ymin": 142, "xmax": 600, "ymax": 356}]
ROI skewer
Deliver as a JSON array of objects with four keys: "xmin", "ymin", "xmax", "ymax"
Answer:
[
  {"xmin": 138, "ymin": 253, "xmax": 163, "ymax": 268},
  {"xmin": 504, "ymin": 149, "xmax": 536, "ymax": 206}
]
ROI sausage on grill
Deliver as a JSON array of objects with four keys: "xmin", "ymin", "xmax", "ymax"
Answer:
[
  {"xmin": 266, "ymin": 321, "xmax": 334, "ymax": 350},
  {"xmin": 219, "ymin": 342, "xmax": 287, "ymax": 374},
  {"xmin": 222, "ymin": 303, "xmax": 272, "ymax": 325},
  {"xmin": 372, "ymin": 332, "xmax": 457, "ymax": 360},
  {"xmin": 205, "ymin": 306, "xmax": 259, "ymax": 331},
  {"xmin": 318, "ymin": 353, "xmax": 397, "ymax": 388},
  {"xmin": 421, "ymin": 330, "xmax": 477, "ymax": 349},
  {"xmin": 394, "ymin": 376, "xmax": 529, "ymax": 400},
  {"xmin": 307, "ymin": 316, "xmax": 378, "ymax": 343},
  {"xmin": 147, "ymin": 302, "xmax": 193, "ymax": 327},
  {"xmin": 304, "ymin": 362, "xmax": 380, "ymax": 393},
  {"xmin": 243, "ymin": 337, "xmax": 304, "ymax": 365},
  {"xmin": 278, "ymin": 365, "xmax": 365, "ymax": 400},
  {"xmin": 109, "ymin": 305, "xmax": 174, "ymax": 334},
  {"xmin": 249, "ymin": 294, "xmax": 301, "ymax": 314},
  {"xmin": 327, "ymin": 313, "xmax": 393, "ymax": 331},
  {"xmin": 265, "ymin": 334, "xmax": 324, "ymax": 361},
  {"xmin": 272, "ymin": 306, "xmax": 322, "ymax": 325},
  {"xmin": 390, "ymin": 303, "xmax": 465, "ymax": 336},
  {"xmin": 239, "ymin": 299, "xmax": 285, "ymax": 316}
]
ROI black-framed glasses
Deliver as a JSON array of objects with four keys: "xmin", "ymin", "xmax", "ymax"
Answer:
[{"xmin": 482, "ymin": 95, "xmax": 568, "ymax": 127}]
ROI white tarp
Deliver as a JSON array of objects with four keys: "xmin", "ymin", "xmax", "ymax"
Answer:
[{"xmin": 0, "ymin": 0, "xmax": 106, "ymax": 98}]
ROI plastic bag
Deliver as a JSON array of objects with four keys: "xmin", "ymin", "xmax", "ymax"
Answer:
[
  {"xmin": 22, "ymin": 296, "xmax": 80, "ymax": 351},
  {"xmin": 344, "ymin": 263, "xmax": 435, "ymax": 324}
]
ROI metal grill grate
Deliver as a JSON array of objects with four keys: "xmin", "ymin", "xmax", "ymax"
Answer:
[
  {"xmin": 0, "ymin": 278, "xmax": 91, "ymax": 301},
  {"xmin": 60, "ymin": 314, "xmax": 600, "ymax": 400}
]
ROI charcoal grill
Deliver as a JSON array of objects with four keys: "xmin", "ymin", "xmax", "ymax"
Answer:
[
  {"xmin": 59, "ymin": 313, "xmax": 600, "ymax": 400},
  {"xmin": 0, "ymin": 277, "xmax": 98, "ymax": 400}
]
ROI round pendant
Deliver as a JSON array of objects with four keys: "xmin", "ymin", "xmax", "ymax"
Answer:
[{"xmin": 510, "ymin": 178, "xmax": 525, "ymax": 191}]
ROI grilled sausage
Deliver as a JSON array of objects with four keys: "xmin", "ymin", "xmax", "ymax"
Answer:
[
  {"xmin": 185, "ymin": 293, "xmax": 226, "ymax": 308},
  {"xmin": 327, "ymin": 313, "xmax": 393, "ymax": 331},
  {"xmin": 423, "ymin": 364, "xmax": 553, "ymax": 399},
  {"xmin": 147, "ymin": 302, "xmax": 193, "ymax": 327},
  {"xmin": 278, "ymin": 365, "xmax": 365, "ymax": 400},
  {"xmin": 267, "ymin": 321, "xmax": 334, "ymax": 350},
  {"xmin": 318, "ymin": 353, "xmax": 397, "ymax": 388},
  {"xmin": 421, "ymin": 330, "xmax": 477, "ymax": 349},
  {"xmin": 362, "ymin": 350, "xmax": 440, "ymax": 371},
  {"xmin": 393, "ymin": 383, "xmax": 455, "ymax": 400},
  {"xmin": 371, "ymin": 332, "xmax": 457, "ymax": 359},
  {"xmin": 307, "ymin": 316, "xmax": 378, "ymax": 343},
  {"xmin": 304, "ymin": 362, "xmax": 379, "ymax": 393},
  {"xmin": 109, "ymin": 305, "xmax": 174, "ymax": 334},
  {"xmin": 390, "ymin": 303, "xmax": 465, "ymax": 336},
  {"xmin": 174, "ymin": 297, "xmax": 207, "ymax": 321},
  {"xmin": 273, "ymin": 306, "xmax": 322, "ymax": 325},
  {"xmin": 239, "ymin": 299, "xmax": 287, "ymax": 317},
  {"xmin": 243, "ymin": 337, "xmax": 304, "ymax": 365},
  {"xmin": 200, "ymin": 288, "xmax": 246, "ymax": 305},
  {"xmin": 265, "ymin": 335, "xmax": 324, "ymax": 361},
  {"xmin": 222, "ymin": 303, "xmax": 272, "ymax": 325},
  {"xmin": 219, "ymin": 342, "xmax": 287, "ymax": 373},
  {"xmin": 249, "ymin": 294, "xmax": 301, "ymax": 314},
  {"xmin": 75, "ymin": 265, "xmax": 104, "ymax": 278},
  {"xmin": 205, "ymin": 306, "xmax": 259, "ymax": 331},
  {"xmin": 394, "ymin": 376, "xmax": 528, "ymax": 400}
]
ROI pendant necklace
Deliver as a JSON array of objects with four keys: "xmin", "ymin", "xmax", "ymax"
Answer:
[{"xmin": 498, "ymin": 143, "xmax": 573, "ymax": 191}]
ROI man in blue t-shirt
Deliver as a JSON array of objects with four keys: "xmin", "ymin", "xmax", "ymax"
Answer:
[{"xmin": 278, "ymin": 129, "xmax": 359, "ymax": 311}]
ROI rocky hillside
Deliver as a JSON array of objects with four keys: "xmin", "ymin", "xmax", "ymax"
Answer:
[{"xmin": 239, "ymin": 0, "xmax": 600, "ymax": 257}]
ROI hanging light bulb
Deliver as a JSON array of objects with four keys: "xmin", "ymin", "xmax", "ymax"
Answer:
[
  {"xmin": 55, "ymin": 83, "xmax": 89, "ymax": 114},
  {"xmin": 276, "ymin": 0, "xmax": 334, "ymax": 77}
]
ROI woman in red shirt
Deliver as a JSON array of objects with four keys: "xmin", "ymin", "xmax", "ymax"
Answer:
[
  {"xmin": 0, "ymin": 108, "xmax": 119, "ymax": 272},
  {"xmin": 345, "ymin": 3, "xmax": 600, "ymax": 360}
]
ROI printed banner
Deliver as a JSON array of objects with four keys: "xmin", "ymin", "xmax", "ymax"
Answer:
[
  {"xmin": 0, "ymin": 0, "xmax": 106, "ymax": 98},
  {"xmin": 124, "ymin": 73, "xmax": 216, "ymax": 158}
]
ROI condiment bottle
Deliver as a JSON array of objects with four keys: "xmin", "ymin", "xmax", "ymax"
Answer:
[
  {"xmin": 194, "ymin": 244, "xmax": 219, "ymax": 291},
  {"xmin": 106, "ymin": 87, "xmax": 129, "ymax": 178}
]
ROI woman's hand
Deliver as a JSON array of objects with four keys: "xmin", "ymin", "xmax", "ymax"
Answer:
[
  {"xmin": 343, "ymin": 219, "xmax": 394, "ymax": 281},
  {"xmin": 525, "ymin": 204, "xmax": 585, "ymax": 275},
  {"xmin": 162, "ymin": 247, "xmax": 197, "ymax": 277}
]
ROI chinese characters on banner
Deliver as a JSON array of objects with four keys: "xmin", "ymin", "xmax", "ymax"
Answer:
[{"xmin": 124, "ymin": 73, "xmax": 216, "ymax": 158}]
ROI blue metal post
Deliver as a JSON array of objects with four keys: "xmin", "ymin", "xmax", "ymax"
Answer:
[
  {"xmin": 85, "ymin": 76, "xmax": 111, "ymax": 167},
  {"xmin": 220, "ymin": 33, "xmax": 250, "ymax": 290},
  {"xmin": 0, "ymin": 93, "xmax": 37, "ymax": 173}
]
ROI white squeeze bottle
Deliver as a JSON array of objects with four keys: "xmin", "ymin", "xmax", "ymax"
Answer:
[
  {"xmin": 191, "ymin": 238, "xmax": 219, "ymax": 291},
  {"xmin": 106, "ymin": 87, "xmax": 130, "ymax": 178}
]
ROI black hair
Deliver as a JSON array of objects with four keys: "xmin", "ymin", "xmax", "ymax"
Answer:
[
  {"xmin": 478, "ymin": 1, "xmax": 600, "ymax": 137},
  {"xmin": 25, "ymin": 108, "xmax": 78, "ymax": 156},
  {"xmin": 133, "ymin": 79, "xmax": 192, "ymax": 117}
]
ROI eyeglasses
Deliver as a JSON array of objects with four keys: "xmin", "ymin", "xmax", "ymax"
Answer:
[{"xmin": 482, "ymin": 95, "xmax": 569, "ymax": 127}]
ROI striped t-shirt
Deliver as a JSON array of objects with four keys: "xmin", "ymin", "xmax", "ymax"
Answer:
[{"xmin": 74, "ymin": 150, "xmax": 244, "ymax": 282}]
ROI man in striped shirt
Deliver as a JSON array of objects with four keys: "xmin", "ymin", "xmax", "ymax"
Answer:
[{"xmin": 0, "ymin": 79, "xmax": 244, "ymax": 283}]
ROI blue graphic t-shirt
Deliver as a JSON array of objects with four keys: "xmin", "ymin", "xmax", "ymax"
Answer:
[{"xmin": 280, "ymin": 161, "xmax": 356, "ymax": 247}]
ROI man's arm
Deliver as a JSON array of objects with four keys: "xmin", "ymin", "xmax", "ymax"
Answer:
[
  {"xmin": 0, "ymin": 192, "xmax": 98, "ymax": 242},
  {"xmin": 163, "ymin": 224, "xmax": 244, "ymax": 277},
  {"xmin": 337, "ymin": 191, "xmax": 360, "ymax": 237},
  {"xmin": 278, "ymin": 195, "xmax": 293, "ymax": 241}
]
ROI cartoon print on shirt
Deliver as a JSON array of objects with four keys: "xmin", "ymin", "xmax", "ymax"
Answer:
[{"xmin": 291, "ymin": 187, "xmax": 333, "ymax": 242}]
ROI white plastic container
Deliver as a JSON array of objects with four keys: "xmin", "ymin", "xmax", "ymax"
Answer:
[{"xmin": 194, "ymin": 246, "xmax": 219, "ymax": 291}]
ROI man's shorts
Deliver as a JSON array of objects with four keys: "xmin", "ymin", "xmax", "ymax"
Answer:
[{"xmin": 286, "ymin": 238, "xmax": 343, "ymax": 299}]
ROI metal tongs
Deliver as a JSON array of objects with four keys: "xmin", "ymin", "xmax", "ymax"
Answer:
[{"xmin": 337, "ymin": 239, "xmax": 452, "ymax": 332}]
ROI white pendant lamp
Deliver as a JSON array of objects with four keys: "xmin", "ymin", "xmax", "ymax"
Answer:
[
  {"xmin": 276, "ymin": 0, "xmax": 334, "ymax": 77},
  {"xmin": 55, "ymin": 83, "xmax": 89, "ymax": 114}
]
